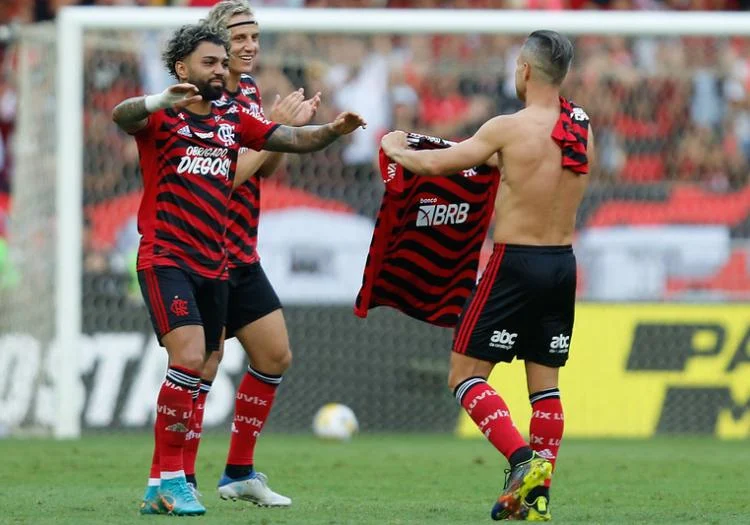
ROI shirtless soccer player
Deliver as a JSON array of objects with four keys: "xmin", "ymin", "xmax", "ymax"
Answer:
[
  {"xmin": 381, "ymin": 30, "xmax": 594, "ymax": 522},
  {"xmin": 112, "ymin": 22, "xmax": 365, "ymax": 516}
]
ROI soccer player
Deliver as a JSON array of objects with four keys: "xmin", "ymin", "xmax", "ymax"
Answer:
[
  {"xmin": 381, "ymin": 30, "xmax": 594, "ymax": 521},
  {"xmin": 112, "ymin": 22, "xmax": 365, "ymax": 516},
  {"xmin": 168, "ymin": 1, "xmax": 320, "ymax": 507}
]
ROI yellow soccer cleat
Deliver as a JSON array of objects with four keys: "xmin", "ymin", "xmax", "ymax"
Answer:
[
  {"xmin": 491, "ymin": 452, "xmax": 552, "ymax": 521},
  {"xmin": 518, "ymin": 495, "xmax": 552, "ymax": 521}
]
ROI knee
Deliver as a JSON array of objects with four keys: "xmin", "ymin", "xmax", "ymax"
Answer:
[
  {"xmin": 266, "ymin": 346, "xmax": 292, "ymax": 375},
  {"xmin": 171, "ymin": 343, "xmax": 205, "ymax": 372},
  {"xmin": 276, "ymin": 347, "xmax": 292, "ymax": 373},
  {"xmin": 246, "ymin": 343, "xmax": 292, "ymax": 376},
  {"xmin": 201, "ymin": 348, "xmax": 224, "ymax": 381},
  {"xmin": 447, "ymin": 368, "xmax": 468, "ymax": 393}
]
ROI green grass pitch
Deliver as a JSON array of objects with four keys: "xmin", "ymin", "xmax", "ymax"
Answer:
[{"xmin": 1, "ymin": 433, "xmax": 747, "ymax": 524}]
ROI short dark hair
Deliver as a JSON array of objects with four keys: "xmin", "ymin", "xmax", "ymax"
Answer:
[
  {"xmin": 162, "ymin": 23, "xmax": 230, "ymax": 79},
  {"xmin": 522, "ymin": 30, "xmax": 574, "ymax": 86}
]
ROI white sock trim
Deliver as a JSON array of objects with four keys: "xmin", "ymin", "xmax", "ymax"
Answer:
[
  {"xmin": 161, "ymin": 470, "xmax": 186, "ymax": 481},
  {"xmin": 455, "ymin": 377, "xmax": 486, "ymax": 404},
  {"xmin": 148, "ymin": 478, "xmax": 161, "ymax": 487}
]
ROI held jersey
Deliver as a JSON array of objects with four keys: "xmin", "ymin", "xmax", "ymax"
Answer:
[
  {"xmin": 214, "ymin": 74, "xmax": 266, "ymax": 267},
  {"xmin": 355, "ymin": 133, "xmax": 500, "ymax": 328},
  {"xmin": 133, "ymin": 103, "xmax": 279, "ymax": 279},
  {"xmin": 552, "ymin": 96, "xmax": 590, "ymax": 174}
]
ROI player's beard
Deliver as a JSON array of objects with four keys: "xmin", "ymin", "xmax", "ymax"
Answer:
[{"xmin": 192, "ymin": 76, "xmax": 225, "ymax": 101}]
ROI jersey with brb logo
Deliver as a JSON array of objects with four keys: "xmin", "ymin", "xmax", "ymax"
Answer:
[
  {"xmin": 355, "ymin": 133, "xmax": 500, "ymax": 327},
  {"xmin": 134, "ymin": 103, "xmax": 279, "ymax": 279},
  {"xmin": 214, "ymin": 74, "xmax": 267, "ymax": 267}
]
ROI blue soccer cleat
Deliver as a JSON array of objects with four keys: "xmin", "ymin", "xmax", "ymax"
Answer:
[
  {"xmin": 139, "ymin": 485, "xmax": 165, "ymax": 515},
  {"xmin": 158, "ymin": 477, "xmax": 207, "ymax": 516}
]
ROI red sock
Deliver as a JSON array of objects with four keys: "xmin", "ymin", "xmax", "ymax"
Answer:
[
  {"xmin": 225, "ymin": 366, "xmax": 281, "ymax": 470},
  {"xmin": 529, "ymin": 388, "xmax": 564, "ymax": 488},
  {"xmin": 455, "ymin": 377, "xmax": 528, "ymax": 460},
  {"xmin": 148, "ymin": 423, "xmax": 160, "ymax": 481},
  {"xmin": 183, "ymin": 380, "xmax": 211, "ymax": 481},
  {"xmin": 156, "ymin": 366, "xmax": 200, "ymax": 476}
]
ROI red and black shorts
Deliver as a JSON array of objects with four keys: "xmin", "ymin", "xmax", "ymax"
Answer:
[
  {"xmin": 225, "ymin": 262, "xmax": 282, "ymax": 339},
  {"xmin": 138, "ymin": 266, "xmax": 228, "ymax": 352},
  {"xmin": 452, "ymin": 244, "xmax": 576, "ymax": 368}
]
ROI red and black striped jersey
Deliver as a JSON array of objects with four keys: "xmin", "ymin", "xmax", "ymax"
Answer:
[
  {"xmin": 133, "ymin": 103, "xmax": 279, "ymax": 279},
  {"xmin": 552, "ymin": 97, "xmax": 590, "ymax": 175},
  {"xmin": 355, "ymin": 134, "xmax": 500, "ymax": 328},
  {"xmin": 214, "ymin": 74, "xmax": 265, "ymax": 267}
]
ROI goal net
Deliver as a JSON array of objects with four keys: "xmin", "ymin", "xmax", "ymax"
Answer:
[{"xmin": 2, "ymin": 8, "xmax": 749, "ymax": 439}]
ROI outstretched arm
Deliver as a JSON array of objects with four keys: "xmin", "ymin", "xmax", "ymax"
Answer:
[
  {"xmin": 262, "ymin": 111, "xmax": 366, "ymax": 154},
  {"xmin": 381, "ymin": 117, "xmax": 507, "ymax": 177},
  {"xmin": 111, "ymin": 97, "xmax": 151, "ymax": 134},
  {"xmin": 112, "ymin": 84, "xmax": 201, "ymax": 134}
]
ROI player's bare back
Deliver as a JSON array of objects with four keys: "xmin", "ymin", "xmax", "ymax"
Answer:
[{"xmin": 491, "ymin": 106, "xmax": 593, "ymax": 247}]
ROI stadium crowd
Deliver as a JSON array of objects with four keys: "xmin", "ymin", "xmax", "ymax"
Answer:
[{"xmin": 1, "ymin": 0, "xmax": 750, "ymax": 290}]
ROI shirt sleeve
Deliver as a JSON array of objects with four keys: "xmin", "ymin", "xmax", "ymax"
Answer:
[
  {"xmin": 132, "ymin": 109, "xmax": 163, "ymax": 138},
  {"xmin": 238, "ymin": 108, "xmax": 280, "ymax": 151}
]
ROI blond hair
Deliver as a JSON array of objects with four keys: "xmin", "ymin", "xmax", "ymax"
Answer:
[{"xmin": 205, "ymin": 0, "xmax": 255, "ymax": 29}]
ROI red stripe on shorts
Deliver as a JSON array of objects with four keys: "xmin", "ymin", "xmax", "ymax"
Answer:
[
  {"xmin": 453, "ymin": 243, "xmax": 506, "ymax": 354},
  {"xmin": 146, "ymin": 269, "xmax": 170, "ymax": 336}
]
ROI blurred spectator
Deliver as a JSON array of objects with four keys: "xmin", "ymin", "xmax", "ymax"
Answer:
[{"xmin": 325, "ymin": 36, "xmax": 391, "ymax": 167}]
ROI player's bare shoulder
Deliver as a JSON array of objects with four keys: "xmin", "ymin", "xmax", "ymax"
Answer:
[{"xmin": 476, "ymin": 113, "xmax": 520, "ymax": 150}]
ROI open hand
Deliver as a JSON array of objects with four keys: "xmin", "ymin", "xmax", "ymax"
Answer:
[
  {"xmin": 165, "ymin": 83, "xmax": 202, "ymax": 108},
  {"xmin": 295, "ymin": 91, "xmax": 321, "ymax": 126},
  {"xmin": 270, "ymin": 88, "xmax": 322, "ymax": 126},
  {"xmin": 331, "ymin": 111, "xmax": 367, "ymax": 135}
]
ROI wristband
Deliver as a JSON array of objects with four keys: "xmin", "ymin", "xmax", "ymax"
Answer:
[{"xmin": 144, "ymin": 93, "xmax": 165, "ymax": 113}]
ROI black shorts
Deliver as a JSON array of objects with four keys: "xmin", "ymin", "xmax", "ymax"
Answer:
[
  {"xmin": 452, "ymin": 244, "xmax": 576, "ymax": 367},
  {"xmin": 225, "ymin": 262, "xmax": 282, "ymax": 339},
  {"xmin": 138, "ymin": 266, "xmax": 228, "ymax": 352}
]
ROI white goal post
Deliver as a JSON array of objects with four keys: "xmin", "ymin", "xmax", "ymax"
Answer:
[{"xmin": 49, "ymin": 7, "xmax": 750, "ymax": 439}]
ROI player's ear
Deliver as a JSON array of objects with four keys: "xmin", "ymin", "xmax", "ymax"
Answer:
[
  {"xmin": 523, "ymin": 62, "xmax": 531, "ymax": 82},
  {"xmin": 175, "ymin": 60, "xmax": 188, "ymax": 82}
]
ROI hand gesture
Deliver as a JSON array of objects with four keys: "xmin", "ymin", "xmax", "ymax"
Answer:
[
  {"xmin": 295, "ymin": 91, "xmax": 322, "ymax": 126},
  {"xmin": 163, "ymin": 83, "xmax": 202, "ymax": 109},
  {"xmin": 270, "ymin": 88, "xmax": 323, "ymax": 126},
  {"xmin": 331, "ymin": 111, "xmax": 367, "ymax": 135},
  {"xmin": 380, "ymin": 130, "xmax": 408, "ymax": 156}
]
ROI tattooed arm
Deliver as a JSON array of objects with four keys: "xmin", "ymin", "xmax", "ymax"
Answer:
[
  {"xmin": 262, "ymin": 111, "xmax": 366, "ymax": 154},
  {"xmin": 236, "ymin": 89, "xmax": 322, "ymax": 182},
  {"xmin": 112, "ymin": 84, "xmax": 201, "ymax": 134},
  {"xmin": 111, "ymin": 97, "xmax": 151, "ymax": 134}
]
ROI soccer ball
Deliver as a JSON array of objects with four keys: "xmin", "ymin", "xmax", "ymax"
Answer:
[{"xmin": 312, "ymin": 403, "xmax": 358, "ymax": 441}]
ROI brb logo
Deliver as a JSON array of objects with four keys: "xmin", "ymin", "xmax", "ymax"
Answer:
[
  {"xmin": 416, "ymin": 199, "xmax": 470, "ymax": 227},
  {"xmin": 490, "ymin": 329, "xmax": 517, "ymax": 350},
  {"xmin": 550, "ymin": 334, "xmax": 570, "ymax": 353}
]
